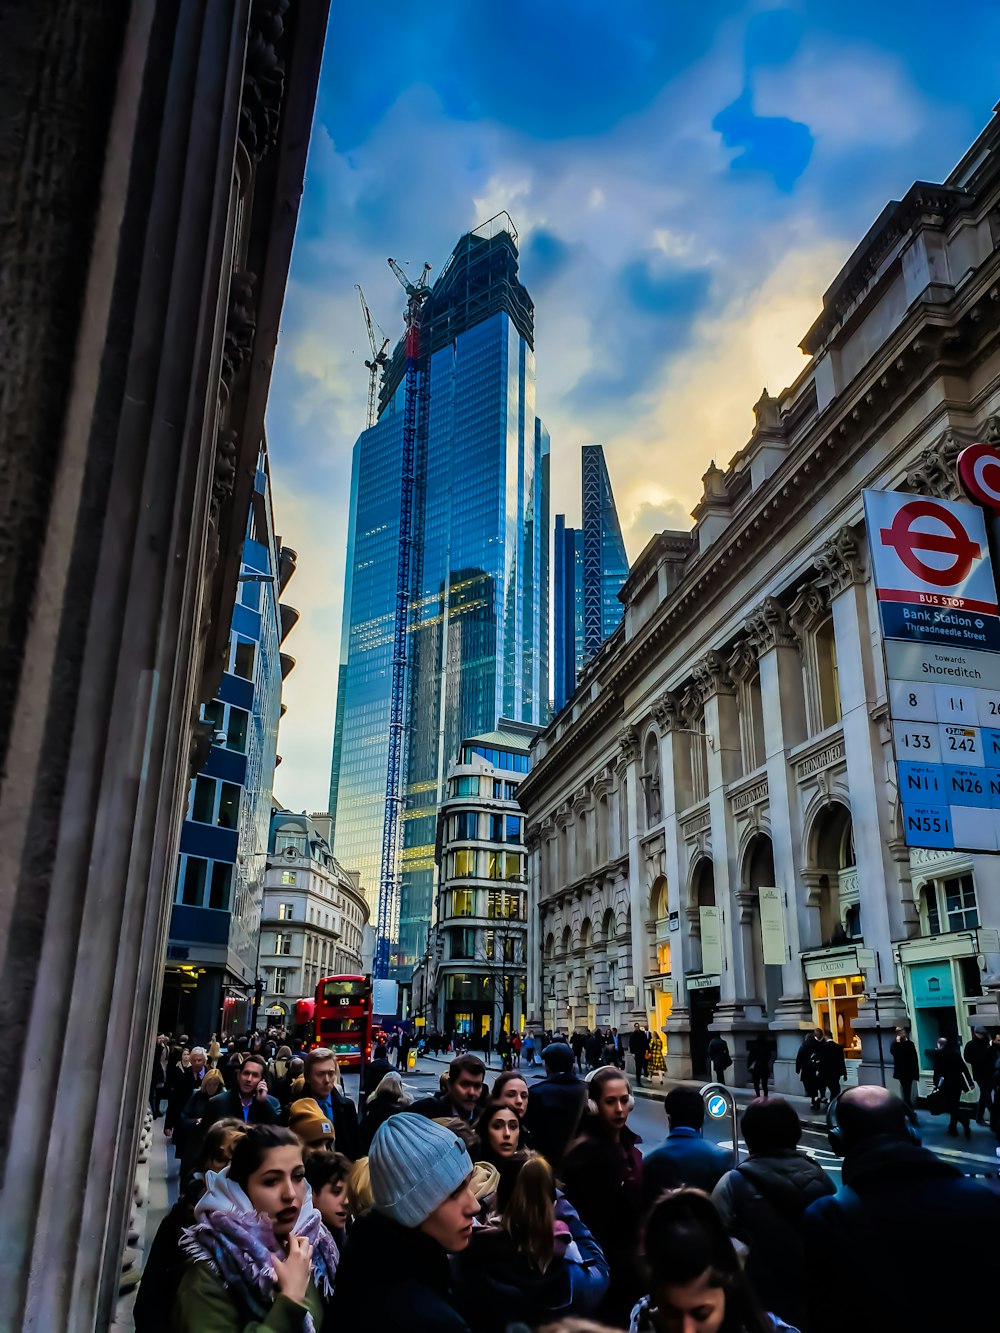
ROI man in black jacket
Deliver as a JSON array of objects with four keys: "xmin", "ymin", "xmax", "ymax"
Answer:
[
  {"xmin": 521, "ymin": 1042, "xmax": 586, "ymax": 1169},
  {"xmin": 963, "ymin": 1026, "xmax": 994, "ymax": 1123},
  {"xmin": 202, "ymin": 1053, "xmax": 280, "ymax": 1127},
  {"xmin": 291, "ymin": 1047, "xmax": 360, "ymax": 1158},
  {"xmin": 890, "ymin": 1025, "xmax": 919, "ymax": 1110},
  {"xmin": 804, "ymin": 1086, "xmax": 1000, "ymax": 1333},
  {"xmin": 411, "ymin": 1054, "xmax": 486, "ymax": 1123},
  {"xmin": 628, "ymin": 1024, "xmax": 649, "ymax": 1085}
]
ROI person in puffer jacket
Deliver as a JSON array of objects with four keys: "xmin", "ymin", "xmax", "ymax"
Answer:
[
  {"xmin": 453, "ymin": 1155, "xmax": 609, "ymax": 1333},
  {"xmin": 711, "ymin": 1098, "xmax": 833, "ymax": 1331}
]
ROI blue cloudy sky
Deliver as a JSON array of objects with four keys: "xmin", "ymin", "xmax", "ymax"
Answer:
[{"xmin": 265, "ymin": 0, "xmax": 1000, "ymax": 812}]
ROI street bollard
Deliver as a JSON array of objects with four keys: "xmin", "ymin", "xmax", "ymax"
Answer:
[{"xmin": 700, "ymin": 1081, "xmax": 740, "ymax": 1164}]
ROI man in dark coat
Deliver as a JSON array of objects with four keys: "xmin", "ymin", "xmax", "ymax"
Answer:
[
  {"xmin": 931, "ymin": 1036, "xmax": 974, "ymax": 1138},
  {"xmin": 706, "ymin": 1033, "xmax": 732, "ymax": 1086},
  {"xmin": 713, "ymin": 1096, "xmax": 834, "ymax": 1330},
  {"xmin": 164, "ymin": 1046, "xmax": 208, "ymax": 1154},
  {"xmin": 202, "ymin": 1053, "xmax": 280, "ymax": 1127},
  {"xmin": 963, "ymin": 1026, "xmax": 994, "ymax": 1123},
  {"xmin": 641, "ymin": 1086, "xmax": 731, "ymax": 1206},
  {"xmin": 561, "ymin": 1067, "xmax": 643, "ymax": 1327},
  {"xmin": 570, "ymin": 1030, "xmax": 587, "ymax": 1073},
  {"xmin": 289, "ymin": 1046, "xmax": 360, "ymax": 1158},
  {"xmin": 890, "ymin": 1025, "xmax": 919, "ymax": 1109},
  {"xmin": 411, "ymin": 1054, "xmax": 486, "ymax": 1122},
  {"xmin": 804, "ymin": 1085, "xmax": 1000, "ymax": 1333},
  {"xmin": 521, "ymin": 1042, "xmax": 586, "ymax": 1169},
  {"xmin": 795, "ymin": 1028, "xmax": 825, "ymax": 1111},
  {"xmin": 628, "ymin": 1024, "xmax": 649, "ymax": 1085},
  {"xmin": 817, "ymin": 1032, "xmax": 847, "ymax": 1105}
]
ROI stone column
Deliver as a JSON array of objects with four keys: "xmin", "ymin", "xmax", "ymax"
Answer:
[
  {"xmin": 746, "ymin": 596, "xmax": 814, "ymax": 1092},
  {"xmin": 654, "ymin": 691, "xmax": 695, "ymax": 1076},
  {"xmin": 525, "ymin": 830, "xmax": 542, "ymax": 1025},
  {"xmin": 697, "ymin": 653, "xmax": 765, "ymax": 1084},
  {"xmin": 619, "ymin": 725, "xmax": 646, "ymax": 1030},
  {"xmin": 820, "ymin": 528, "xmax": 911, "ymax": 1079}
]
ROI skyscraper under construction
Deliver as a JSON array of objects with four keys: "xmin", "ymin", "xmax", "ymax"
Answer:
[{"xmin": 329, "ymin": 216, "xmax": 549, "ymax": 979}]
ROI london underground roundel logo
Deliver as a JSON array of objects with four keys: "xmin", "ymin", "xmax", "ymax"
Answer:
[
  {"xmin": 879, "ymin": 500, "xmax": 981, "ymax": 586},
  {"xmin": 958, "ymin": 443, "xmax": 1000, "ymax": 513}
]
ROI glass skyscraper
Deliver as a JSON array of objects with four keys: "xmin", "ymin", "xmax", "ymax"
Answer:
[
  {"xmin": 553, "ymin": 444, "xmax": 629, "ymax": 712},
  {"xmin": 329, "ymin": 218, "xmax": 549, "ymax": 979}
]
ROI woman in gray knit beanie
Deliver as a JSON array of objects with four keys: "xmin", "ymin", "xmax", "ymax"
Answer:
[{"xmin": 331, "ymin": 1113, "xmax": 480, "ymax": 1332}]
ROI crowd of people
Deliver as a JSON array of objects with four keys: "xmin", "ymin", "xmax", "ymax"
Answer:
[{"xmin": 137, "ymin": 1028, "xmax": 1000, "ymax": 1333}]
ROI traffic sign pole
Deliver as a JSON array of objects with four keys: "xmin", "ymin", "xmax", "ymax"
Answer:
[{"xmin": 700, "ymin": 1080, "xmax": 740, "ymax": 1163}]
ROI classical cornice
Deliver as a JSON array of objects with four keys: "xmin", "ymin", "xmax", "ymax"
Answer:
[{"xmin": 692, "ymin": 649, "xmax": 735, "ymax": 701}]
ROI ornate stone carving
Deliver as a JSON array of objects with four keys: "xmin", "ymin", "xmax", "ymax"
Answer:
[
  {"xmin": 692, "ymin": 649, "xmax": 735, "ymax": 701},
  {"xmin": 240, "ymin": 0, "xmax": 289, "ymax": 163},
  {"xmin": 904, "ymin": 428, "xmax": 964, "ymax": 500},
  {"xmin": 651, "ymin": 690, "xmax": 681, "ymax": 731},
  {"xmin": 814, "ymin": 526, "xmax": 864, "ymax": 597},
  {"xmin": 617, "ymin": 725, "xmax": 638, "ymax": 763},
  {"xmin": 980, "ymin": 414, "xmax": 1000, "ymax": 445},
  {"xmin": 726, "ymin": 638, "xmax": 758, "ymax": 686},
  {"xmin": 788, "ymin": 580, "xmax": 830, "ymax": 638},
  {"xmin": 221, "ymin": 270, "xmax": 257, "ymax": 391},
  {"xmin": 212, "ymin": 426, "xmax": 239, "ymax": 518},
  {"xmin": 745, "ymin": 595, "xmax": 797, "ymax": 654}
]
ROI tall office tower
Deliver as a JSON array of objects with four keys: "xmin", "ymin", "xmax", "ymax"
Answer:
[
  {"xmin": 553, "ymin": 444, "xmax": 629, "ymax": 712},
  {"xmin": 330, "ymin": 217, "xmax": 550, "ymax": 980}
]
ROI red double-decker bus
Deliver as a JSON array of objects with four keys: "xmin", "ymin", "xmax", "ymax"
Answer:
[{"xmin": 314, "ymin": 974, "xmax": 371, "ymax": 1068}]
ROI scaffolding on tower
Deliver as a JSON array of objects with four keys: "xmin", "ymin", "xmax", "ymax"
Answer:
[
  {"xmin": 375, "ymin": 258, "xmax": 432, "ymax": 980},
  {"xmin": 355, "ymin": 284, "xmax": 389, "ymax": 430}
]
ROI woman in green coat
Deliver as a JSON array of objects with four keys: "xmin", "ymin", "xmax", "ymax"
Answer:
[{"xmin": 173, "ymin": 1125, "xmax": 338, "ymax": 1332}]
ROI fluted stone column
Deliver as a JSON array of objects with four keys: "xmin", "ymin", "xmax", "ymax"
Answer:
[{"xmin": 746, "ymin": 596, "xmax": 814, "ymax": 1092}]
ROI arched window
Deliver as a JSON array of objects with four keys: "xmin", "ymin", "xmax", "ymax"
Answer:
[
  {"xmin": 641, "ymin": 733, "xmax": 662, "ymax": 826},
  {"xmin": 815, "ymin": 616, "xmax": 841, "ymax": 729}
]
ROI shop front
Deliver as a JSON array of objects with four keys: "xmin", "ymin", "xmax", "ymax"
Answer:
[
  {"xmin": 802, "ymin": 947, "xmax": 866, "ymax": 1062},
  {"xmin": 899, "ymin": 931, "xmax": 993, "ymax": 1071},
  {"xmin": 686, "ymin": 974, "xmax": 720, "ymax": 1078}
]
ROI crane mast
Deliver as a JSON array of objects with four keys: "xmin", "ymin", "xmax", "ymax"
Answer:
[
  {"xmin": 375, "ymin": 258, "xmax": 431, "ymax": 979},
  {"xmin": 356, "ymin": 284, "xmax": 389, "ymax": 430}
]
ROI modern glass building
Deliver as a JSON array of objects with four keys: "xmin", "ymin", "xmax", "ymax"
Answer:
[
  {"xmin": 160, "ymin": 442, "xmax": 295, "ymax": 1038},
  {"xmin": 553, "ymin": 444, "xmax": 629, "ymax": 711},
  {"xmin": 329, "ymin": 217, "xmax": 549, "ymax": 981}
]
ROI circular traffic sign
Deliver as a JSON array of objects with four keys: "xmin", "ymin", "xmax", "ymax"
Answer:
[
  {"xmin": 878, "ymin": 500, "xmax": 981, "ymax": 586},
  {"xmin": 707, "ymin": 1094, "xmax": 728, "ymax": 1119},
  {"xmin": 957, "ymin": 443, "xmax": 1000, "ymax": 513}
]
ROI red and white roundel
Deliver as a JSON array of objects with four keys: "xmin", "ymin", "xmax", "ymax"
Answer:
[{"xmin": 958, "ymin": 443, "xmax": 1000, "ymax": 512}]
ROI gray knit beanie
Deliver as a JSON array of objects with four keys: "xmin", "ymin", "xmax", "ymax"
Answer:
[{"xmin": 368, "ymin": 1112, "xmax": 473, "ymax": 1227}]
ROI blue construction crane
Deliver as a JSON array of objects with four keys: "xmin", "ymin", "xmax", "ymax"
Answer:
[{"xmin": 374, "ymin": 257, "xmax": 432, "ymax": 980}]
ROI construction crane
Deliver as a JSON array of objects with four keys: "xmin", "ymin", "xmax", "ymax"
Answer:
[
  {"xmin": 355, "ymin": 284, "xmax": 390, "ymax": 429},
  {"xmin": 374, "ymin": 257, "xmax": 432, "ymax": 980}
]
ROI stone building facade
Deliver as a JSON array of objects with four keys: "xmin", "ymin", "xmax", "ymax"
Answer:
[
  {"xmin": 260, "ymin": 809, "xmax": 369, "ymax": 1020},
  {"xmin": 521, "ymin": 109, "xmax": 1000, "ymax": 1094},
  {"xmin": 0, "ymin": 4, "xmax": 329, "ymax": 1326}
]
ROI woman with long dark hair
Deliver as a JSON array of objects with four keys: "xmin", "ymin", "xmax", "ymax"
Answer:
[
  {"xmin": 633, "ymin": 1188, "xmax": 798, "ymax": 1333},
  {"xmin": 454, "ymin": 1155, "xmax": 609, "ymax": 1332},
  {"xmin": 172, "ymin": 1124, "xmax": 338, "ymax": 1331},
  {"xmin": 476, "ymin": 1098, "xmax": 521, "ymax": 1170}
]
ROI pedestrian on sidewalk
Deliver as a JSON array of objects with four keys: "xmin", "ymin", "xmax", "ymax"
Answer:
[
  {"xmin": 412, "ymin": 1054, "xmax": 487, "ymax": 1123},
  {"xmin": 171, "ymin": 1125, "xmax": 338, "ymax": 1332},
  {"xmin": 134, "ymin": 1118, "xmax": 248, "ymax": 1333},
  {"xmin": 632, "ymin": 1189, "xmax": 795, "ymax": 1333},
  {"xmin": 491, "ymin": 1070, "xmax": 533, "ymax": 1147},
  {"xmin": 931, "ymin": 1035, "xmax": 974, "ymax": 1138},
  {"xmin": 641, "ymin": 1085, "xmax": 731, "ymax": 1204},
  {"xmin": 628, "ymin": 1024, "xmax": 649, "ymax": 1086},
  {"xmin": 795, "ymin": 1028, "xmax": 825, "ymax": 1112},
  {"xmin": 523, "ymin": 1030, "xmax": 536, "ymax": 1066},
  {"xmin": 963, "ymin": 1026, "xmax": 994, "ymax": 1124},
  {"xmin": 203, "ymin": 1053, "xmax": 280, "ymax": 1129},
  {"xmin": 891, "ymin": 1026, "xmax": 919, "ymax": 1111},
  {"xmin": 707, "ymin": 1033, "xmax": 732, "ymax": 1086},
  {"xmin": 331, "ymin": 1113, "xmax": 478, "ymax": 1332},
  {"xmin": 804, "ymin": 1086, "xmax": 1000, "ymax": 1333},
  {"xmin": 561, "ymin": 1067, "xmax": 643, "ymax": 1327},
  {"xmin": 817, "ymin": 1031, "xmax": 847, "ymax": 1106},
  {"xmin": 359, "ymin": 1070, "xmax": 412, "ymax": 1153},
  {"xmin": 747, "ymin": 1034, "xmax": 772, "ymax": 1098},
  {"xmin": 570, "ymin": 1030, "xmax": 586, "ymax": 1074},
  {"xmin": 521, "ymin": 1043, "xmax": 585, "ymax": 1170},
  {"xmin": 713, "ymin": 1096, "xmax": 834, "ymax": 1330},
  {"xmin": 292, "ymin": 1047, "xmax": 360, "ymax": 1160}
]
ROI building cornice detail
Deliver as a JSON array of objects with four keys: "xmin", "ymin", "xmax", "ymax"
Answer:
[
  {"xmin": 903, "ymin": 426, "xmax": 966, "ymax": 500},
  {"xmin": 692, "ymin": 649, "xmax": 735, "ymax": 701},
  {"xmin": 744, "ymin": 595, "xmax": 797, "ymax": 655},
  {"xmin": 813, "ymin": 526, "xmax": 865, "ymax": 597}
]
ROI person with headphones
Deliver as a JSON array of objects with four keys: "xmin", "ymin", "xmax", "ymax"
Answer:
[
  {"xmin": 803, "ymin": 1085, "xmax": 1000, "ymax": 1333},
  {"xmin": 560, "ymin": 1065, "xmax": 644, "ymax": 1328}
]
